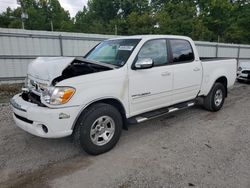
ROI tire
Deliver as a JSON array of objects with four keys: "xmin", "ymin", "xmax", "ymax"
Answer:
[
  {"xmin": 203, "ymin": 82, "xmax": 226, "ymax": 112},
  {"xmin": 73, "ymin": 103, "xmax": 123, "ymax": 155}
]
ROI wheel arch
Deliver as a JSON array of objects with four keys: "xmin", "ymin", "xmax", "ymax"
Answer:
[
  {"xmin": 215, "ymin": 76, "xmax": 228, "ymax": 97},
  {"xmin": 72, "ymin": 98, "xmax": 128, "ymax": 131}
]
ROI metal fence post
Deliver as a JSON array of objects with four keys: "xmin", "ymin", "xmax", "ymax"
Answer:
[
  {"xmin": 215, "ymin": 44, "xmax": 219, "ymax": 57},
  {"xmin": 59, "ymin": 35, "xmax": 63, "ymax": 56},
  {"xmin": 237, "ymin": 45, "xmax": 241, "ymax": 65}
]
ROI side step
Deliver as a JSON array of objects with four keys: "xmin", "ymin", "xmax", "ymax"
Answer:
[{"xmin": 128, "ymin": 101, "xmax": 195, "ymax": 124}]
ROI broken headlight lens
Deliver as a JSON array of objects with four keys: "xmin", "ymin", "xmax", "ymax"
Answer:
[{"xmin": 42, "ymin": 87, "xmax": 75, "ymax": 105}]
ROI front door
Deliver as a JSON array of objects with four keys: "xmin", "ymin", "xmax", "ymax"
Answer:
[{"xmin": 128, "ymin": 39, "xmax": 173, "ymax": 116}]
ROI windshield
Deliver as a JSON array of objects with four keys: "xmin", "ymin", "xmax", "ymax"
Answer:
[{"xmin": 85, "ymin": 39, "xmax": 141, "ymax": 67}]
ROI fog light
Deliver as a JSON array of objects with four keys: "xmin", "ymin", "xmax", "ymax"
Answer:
[{"xmin": 42, "ymin": 125, "xmax": 48, "ymax": 133}]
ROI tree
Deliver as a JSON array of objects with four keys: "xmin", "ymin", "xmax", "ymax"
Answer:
[
  {"xmin": 74, "ymin": 6, "xmax": 91, "ymax": 33},
  {"xmin": 0, "ymin": 7, "xmax": 22, "ymax": 29},
  {"xmin": 154, "ymin": 1, "xmax": 197, "ymax": 36},
  {"xmin": 0, "ymin": 0, "xmax": 250, "ymax": 44},
  {"xmin": 119, "ymin": 0, "xmax": 150, "ymax": 17},
  {"xmin": 74, "ymin": 0, "xmax": 120, "ymax": 34},
  {"xmin": 224, "ymin": 0, "xmax": 250, "ymax": 43},
  {"xmin": 87, "ymin": 0, "xmax": 120, "ymax": 22},
  {"xmin": 126, "ymin": 12, "xmax": 154, "ymax": 34},
  {"xmin": 0, "ymin": 0, "xmax": 73, "ymax": 31},
  {"xmin": 197, "ymin": 0, "xmax": 235, "ymax": 42}
]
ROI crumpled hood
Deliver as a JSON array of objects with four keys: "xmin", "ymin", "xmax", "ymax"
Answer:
[{"xmin": 27, "ymin": 57, "xmax": 75, "ymax": 83}]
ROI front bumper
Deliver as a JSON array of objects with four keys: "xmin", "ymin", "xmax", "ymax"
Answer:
[
  {"xmin": 237, "ymin": 70, "xmax": 250, "ymax": 81},
  {"xmin": 10, "ymin": 93, "xmax": 80, "ymax": 138}
]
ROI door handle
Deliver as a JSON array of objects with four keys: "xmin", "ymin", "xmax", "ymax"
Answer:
[
  {"xmin": 193, "ymin": 67, "xmax": 201, "ymax": 71},
  {"xmin": 161, "ymin": 72, "xmax": 171, "ymax": 76}
]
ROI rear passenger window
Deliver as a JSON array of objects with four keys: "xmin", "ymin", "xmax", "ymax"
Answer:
[
  {"xmin": 138, "ymin": 39, "xmax": 168, "ymax": 66},
  {"xmin": 170, "ymin": 40, "xmax": 194, "ymax": 63}
]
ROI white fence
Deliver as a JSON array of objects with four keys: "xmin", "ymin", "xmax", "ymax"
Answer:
[{"xmin": 0, "ymin": 28, "xmax": 250, "ymax": 83}]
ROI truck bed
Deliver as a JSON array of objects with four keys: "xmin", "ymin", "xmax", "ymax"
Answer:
[{"xmin": 199, "ymin": 58, "xmax": 237, "ymax": 96}]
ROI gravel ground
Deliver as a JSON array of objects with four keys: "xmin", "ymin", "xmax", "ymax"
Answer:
[
  {"xmin": 0, "ymin": 82, "xmax": 250, "ymax": 188},
  {"xmin": 0, "ymin": 83, "xmax": 22, "ymax": 103}
]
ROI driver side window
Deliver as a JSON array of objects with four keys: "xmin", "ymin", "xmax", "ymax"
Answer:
[{"xmin": 138, "ymin": 39, "xmax": 168, "ymax": 66}]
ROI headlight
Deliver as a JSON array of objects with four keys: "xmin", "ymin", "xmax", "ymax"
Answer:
[
  {"xmin": 238, "ymin": 66, "xmax": 242, "ymax": 71},
  {"xmin": 42, "ymin": 87, "xmax": 75, "ymax": 105}
]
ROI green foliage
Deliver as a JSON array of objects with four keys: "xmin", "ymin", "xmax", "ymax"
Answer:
[
  {"xmin": 0, "ymin": 0, "xmax": 73, "ymax": 31},
  {"xmin": 225, "ymin": 1, "xmax": 250, "ymax": 43},
  {"xmin": 0, "ymin": 0, "xmax": 250, "ymax": 44},
  {"xmin": 126, "ymin": 12, "xmax": 154, "ymax": 34},
  {"xmin": 154, "ymin": 1, "xmax": 196, "ymax": 36}
]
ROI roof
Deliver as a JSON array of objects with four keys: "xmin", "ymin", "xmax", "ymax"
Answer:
[{"xmin": 108, "ymin": 35, "xmax": 192, "ymax": 41}]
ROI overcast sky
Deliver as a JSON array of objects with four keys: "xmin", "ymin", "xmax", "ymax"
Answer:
[{"xmin": 0, "ymin": 0, "xmax": 88, "ymax": 17}]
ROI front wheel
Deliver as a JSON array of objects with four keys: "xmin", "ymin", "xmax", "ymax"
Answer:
[
  {"xmin": 74, "ymin": 103, "xmax": 123, "ymax": 155},
  {"xmin": 203, "ymin": 83, "xmax": 226, "ymax": 112}
]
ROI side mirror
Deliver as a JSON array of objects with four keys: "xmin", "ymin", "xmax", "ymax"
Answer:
[{"xmin": 134, "ymin": 58, "xmax": 153, "ymax": 69}]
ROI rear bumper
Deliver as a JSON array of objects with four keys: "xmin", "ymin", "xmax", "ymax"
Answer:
[{"xmin": 10, "ymin": 94, "xmax": 80, "ymax": 138}]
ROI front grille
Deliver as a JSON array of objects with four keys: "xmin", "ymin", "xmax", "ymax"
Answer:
[
  {"xmin": 21, "ymin": 92, "xmax": 46, "ymax": 107},
  {"xmin": 242, "ymin": 70, "xmax": 250, "ymax": 74},
  {"xmin": 14, "ymin": 113, "xmax": 33, "ymax": 124}
]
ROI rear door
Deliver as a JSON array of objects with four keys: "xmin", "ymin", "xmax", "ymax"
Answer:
[{"xmin": 169, "ymin": 39, "xmax": 202, "ymax": 103}]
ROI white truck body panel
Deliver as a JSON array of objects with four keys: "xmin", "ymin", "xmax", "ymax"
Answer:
[
  {"xmin": 28, "ymin": 57, "xmax": 75, "ymax": 83},
  {"xmin": 171, "ymin": 61, "xmax": 202, "ymax": 104},
  {"xmin": 10, "ymin": 35, "xmax": 237, "ymax": 138},
  {"xmin": 200, "ymin": 59, "xmax": 237, "ymax": 96}
]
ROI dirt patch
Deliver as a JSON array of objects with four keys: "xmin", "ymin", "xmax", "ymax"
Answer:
[
  {"xmin": 1, "ymin": 155, "xmax": 93, "ymax": 188},
  {"xmin": 0, "ymin": 84, "xmax": 23, "ymax": 103}
]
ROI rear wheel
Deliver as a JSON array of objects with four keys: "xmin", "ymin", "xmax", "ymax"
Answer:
[
  {"xmin": 74, "ymin": 103, "xmax": 123, "ymax": 155},
  {"xmin": 203, "ymin": 83, "xmax": 226, "ymax": 112}
]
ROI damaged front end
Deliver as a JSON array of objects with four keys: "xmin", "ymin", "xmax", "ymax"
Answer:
[
  {"xmin": 51, "ymin": 58, "xmax": 114, "ymax": 85},
  {"xmin": 21, "ymin": 57, "xmax": 114, "ymax": 107}
]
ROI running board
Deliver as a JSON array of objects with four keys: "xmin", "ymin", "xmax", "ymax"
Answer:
[{"xmin": 128, "ymin": 101, "xmax": 195, "ymax": 124}]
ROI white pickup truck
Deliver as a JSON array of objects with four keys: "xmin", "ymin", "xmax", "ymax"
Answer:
[{"xmin": 10, "ymin": 35, "xmax": 236, "ymax": 155}]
